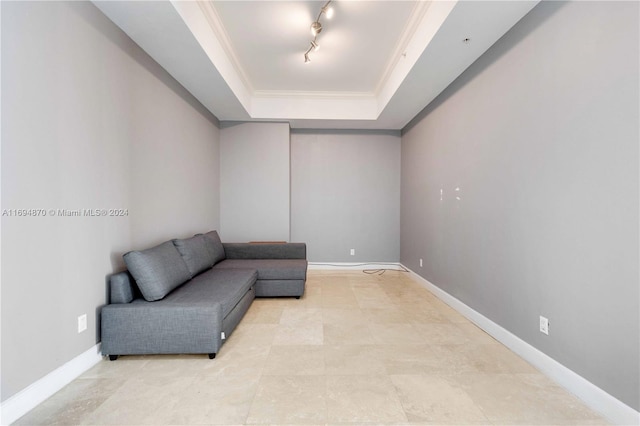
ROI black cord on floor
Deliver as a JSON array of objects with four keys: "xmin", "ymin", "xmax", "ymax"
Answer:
[
  {"xmin": 309, "ymin": 262, "xmax": 410, "ymax": 276},
  {"xmin": 363, "ymin": 264, "xmax": 409, "ymax": 276}
]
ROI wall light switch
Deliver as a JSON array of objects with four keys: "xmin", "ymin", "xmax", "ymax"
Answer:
[
  {"xmin": 350, "ymin": 249, "xmax": 355, "ymax": 256},
  {"xmin": 539, "ymin": 316, "xmax": 549, "ymax": 335},
  {"xmin": 419, "ymin": 258, "xmax": 423, "ymax": 267},
  {"xmin": 78, "ymin": 314, "xmax": 87, "ymax": 333}
]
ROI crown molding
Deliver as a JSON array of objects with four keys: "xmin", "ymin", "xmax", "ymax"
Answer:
[
  {"xmin": 374, "ymin": 0, "xmax": 432, "ymax": 96},
  {"xmin": 197, "ymin": 1, "xmax": 255, "ymax": 94},
  {"xmin": 253, "ymin": 90, "xmax": 376, "ymax": 100},
  {"xmin": 251, "ymin": 94, "xmax": 378, "ymax": 121}
]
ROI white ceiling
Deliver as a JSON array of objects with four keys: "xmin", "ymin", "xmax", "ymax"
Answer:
[
  {"xmin": 210, "ymin": 1, "xmax": 419, "ymax": 93},
  {"xmin": 93, "ymin": 1, "xmax": 539, "ymax": 130}
]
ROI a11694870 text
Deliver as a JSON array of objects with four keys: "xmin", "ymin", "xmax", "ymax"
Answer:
[{"xmin": 2, "ymin": 208, "xmax": 129, "ymax": 217}]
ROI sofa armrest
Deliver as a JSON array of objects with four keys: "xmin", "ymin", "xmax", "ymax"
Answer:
[
  {"xmin": 108, "ymin": 271, "xmax": 140, "ymax": 304},
  {"xmin": 223, "ymin": 243, "xmax": 306, "ymax": 260},
  {"xmin": 100, "ymin": 302, "xmax": 223, "ymax": 356}
]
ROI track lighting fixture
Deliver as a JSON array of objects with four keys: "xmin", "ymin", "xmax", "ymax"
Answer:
[{"xmin": 303, "ymin": 1, "xmax": 334, "ymax": 63}]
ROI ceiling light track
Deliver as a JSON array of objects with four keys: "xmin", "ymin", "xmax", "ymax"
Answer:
[{"xmin": 304, "ymin": 0, "xmax": 334, "ymax": 63}]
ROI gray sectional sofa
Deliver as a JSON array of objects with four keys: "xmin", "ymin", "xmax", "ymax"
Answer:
[{"xmin": 100, "ymin": 231, "xmax": 307, "ymax": 360}]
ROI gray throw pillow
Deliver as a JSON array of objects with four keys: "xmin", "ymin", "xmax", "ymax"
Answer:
[
  {"xmin": 202, "ymin": 231, "xmax": 226, "ymax": 265},
  {"xmin": 173, "ymin": 235, "xmax": 214, "ymax": 276},
  {"xmin": 123, "ymin": 241, "xmax": 191, "ymax": 301}
]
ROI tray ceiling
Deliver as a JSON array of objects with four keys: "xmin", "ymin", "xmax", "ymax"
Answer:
[{"xmin": 93, "ymin": 1, "xmax": 539, "ymax": 129}]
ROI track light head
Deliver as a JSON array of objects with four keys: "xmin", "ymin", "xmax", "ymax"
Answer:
[
  {"xmin": 323, "ymin": 5, "xmax": 334, "ymax": 19},
  {"xmin": 304, "ymin": 52, "xmax": 311, "ymax": 63},
  {"xmin": 310, "ymin": 21, "xmax": 322, "ymax": 36}
]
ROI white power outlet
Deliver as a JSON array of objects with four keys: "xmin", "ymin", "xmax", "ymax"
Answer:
[
  {"xmin": 539, "ymin": 316, "xmax": 549, "ymax": 335},
  {"xmin": 78, "ymin": 314, "xmax": 87, "ymax": 333},
  {"xmin": 419, "ymin": 258, "xmax": 423, "ymax": 267},
  {"xmin": 350, "ymin": 249, "xmax": 355, "ymax": 256}
]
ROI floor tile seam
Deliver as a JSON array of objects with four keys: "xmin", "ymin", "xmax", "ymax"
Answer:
[
  {"xmin": 255, "ymin": 373, "xmax": 398, "ymax": 381},
  {"xmin": 240, "ymin": 379, "xmax": 265, "ymax": 425},
  {"xmin": 352, "ymin": 292, "xmax": 395, "ymax": 300},
  {"xmin": 441, "ymin": 372, "xmax": 589, "ymax": 425},
  {"xmin": 445, "ymin": 371, "xmax": 538, "ymax": 381},
  {"xmin": 40, "ymin": 381, "xmax": 119, "ymax": 426},
  {"xmin": 321, "ymin": 423, "xmax": 418, "ymax": 426},
  {"xmin": 225, "ymin": 345, "xmax": 273, "ymax": 381},
  {"xmin": 365, "ymin": 322, "xmax": 421, "ymax": 332},
  {"xmin": 387, "ymin": 373, "xmax": 494, "ymax": 426},
  {"xmin": 389, "ymin": 372, "xmax": 495, "ymax": 423},
  {"xmin": 247, "ymin": 374, "xmax": 331, "ymax": 425},
  {"xmin": 278, "ymin": 319, "xmax": 325, "ymax": 326},
  {"xmin": 73, "ymin": 377, "xmax": 140, "ymax": 425}
]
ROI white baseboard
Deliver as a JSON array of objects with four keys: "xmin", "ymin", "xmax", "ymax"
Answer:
[
  {"xmin": 403, "ymin": 266, "xmax": 640, "ymax": 426},
  {"xmin": 308, "ymin": 262, "xmax": 405, "ymax": 271},
  {"xmin": 0, "ymin": 344, "xmax": 103, "ymax": 425}
]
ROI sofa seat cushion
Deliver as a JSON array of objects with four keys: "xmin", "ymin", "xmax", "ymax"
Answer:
[
  {"xmin": 163, "ymin": 268, "xmax": 257, "ymax": 317},
  {"xmin": 123, "ymin": 241, "xmax": 192, "ymax": 302},
  {"xmin": 214, "ymin": 259, "xmax": 307, "ymax": 281}
]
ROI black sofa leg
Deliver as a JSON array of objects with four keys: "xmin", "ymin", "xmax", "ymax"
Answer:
[
  {"xmin": 296, "ymin": 296, "xmax": 300, "ymax": 299},
  {"xmin": 109, "ymin": 355, "xmax": 118, "ymax": 361},
  {"xmin": 208, "ymin": 353, "xmax": 216, "ymax": 359}
]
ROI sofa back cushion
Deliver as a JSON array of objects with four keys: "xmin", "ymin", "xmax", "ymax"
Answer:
[
  {"xmin": 173, "ymin": 235, "xmax": 214, "ymax": 276},
  {"xmin": 202, "ymin": 231, "xmax": 226, "ymax": 265},
  {"xmin": 123, "ymin": 241, "xmax": 191, "ymax": 301}
]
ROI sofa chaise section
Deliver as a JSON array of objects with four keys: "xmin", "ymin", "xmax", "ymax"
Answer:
[{"xmin": 217, "ymin": 243, "xmax": 307, "ymax": 298}]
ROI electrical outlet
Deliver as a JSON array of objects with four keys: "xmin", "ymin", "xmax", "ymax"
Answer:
[
  {"xmin": 419, "ymin": 258, "xmax": 423, "ymax": 267},
  {"xmin": 350, "ymin": 249, "xmax": 355, "ymax": 256},
  {"xmin": 78, "ymin": 314, "xmax": 87, "ymax": 333},
  {"xmin": 539, "ymin": 316, "xmax": 549, "ymax": 335}
]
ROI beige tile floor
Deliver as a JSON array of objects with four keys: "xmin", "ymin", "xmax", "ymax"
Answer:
[{"xmin": 15, "ymin": 270, "xmax": 608, "ymax": 425}]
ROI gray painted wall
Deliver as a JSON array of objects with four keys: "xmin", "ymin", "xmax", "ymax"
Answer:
[
  {"xmin": 1, "ymin": 1, "xmax": 220, "ymax": 401},
  {"xmin": 401, "ymin": 1, "xmax": 639, "ymax": 410},
  {"xmin": 219, "ymin": 122, "xmax": 290, "ymax": 242},
  {"xmin": 291, "ymin": 130, "xmax": 401, "ymax": 262}
]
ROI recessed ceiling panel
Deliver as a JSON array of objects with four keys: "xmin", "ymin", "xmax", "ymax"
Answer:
[{"xmin": 210, "ymin": 1, "xmax": 417, "ymax": 93}]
